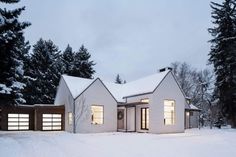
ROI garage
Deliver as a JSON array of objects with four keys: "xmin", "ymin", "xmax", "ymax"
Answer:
[
  {"xmin": 0, "ymin": 105, "xmax": 64, "ymax": 131},
  {"xmin": 8, "ymin": 113, "xmax": 29, "ymax": 130},
  {"xmin": 42, "ymin": 114, "xmax": 62, "ymax": 130}
]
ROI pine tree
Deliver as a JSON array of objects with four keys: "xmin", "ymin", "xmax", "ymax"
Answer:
[
  {"xmin": 62, "ymin": 44, "xmax": 74, "ymax": 75},
  {"xmin": 70, "ymin": 45, "xmax": 95, "ymax": 78},
  {"xmin": 26, "ymin": 39, "xmax": 61, "ymax": 104},
  {"xmin": 208, "ymin": 0, "xmax": 236, "ymax": 127},
  {"xmin": 115, "ymin": 74, "xmax": 122, "ymax": 84},
  {"xmin": 0, "ymin": 0, "xmax": 30, "ymax": 105}
]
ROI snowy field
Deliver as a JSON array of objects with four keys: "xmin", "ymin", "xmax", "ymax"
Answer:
[{"xmin": 0, "ymin": 128, "xmax": 236, "ymax": 157}]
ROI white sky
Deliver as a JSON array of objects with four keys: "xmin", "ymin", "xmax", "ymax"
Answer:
[{"xmin": 6, "ymin": 0, "xmax": 222, "ymax": 82}]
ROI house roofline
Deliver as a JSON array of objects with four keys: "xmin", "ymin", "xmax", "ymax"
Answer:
[
  {"xmin": 122, "ymin": 92, "xmax": 153, "ymax": 99},
  {"xmin": 123, "ymin": 71, "xmax": 170, "ymax": 99},
  {"xmin": 74, "ymin": 78, "xmax": 118, "ymax": 103},
  {"xmin": 74, "ymin": 78, "xmax": 99, "ymax": 100}
]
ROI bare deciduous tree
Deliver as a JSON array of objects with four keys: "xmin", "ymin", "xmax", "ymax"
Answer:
[
  {"xmin": 171, "ymin": 62, "xmax": 215, "ymax": 127},
  {"xmin": 73, "ymin": 95, "xmax": 89, "ymax": 133}
]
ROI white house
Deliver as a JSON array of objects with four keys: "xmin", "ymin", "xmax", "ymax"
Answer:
[{"xmin": 54, "ymin": 68, "xmax": 187, "ymax": 133}]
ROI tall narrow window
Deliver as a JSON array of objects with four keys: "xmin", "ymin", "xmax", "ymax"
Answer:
[
  {"xmin": 91, "ymin": 105, "xmax": 104, "ymax": 125},
  {"xmin": 164, "ymin": 100, "xmax": 175, "ymax": 125},
  {"xmin": 68, "ymin": 112, "xmax": 73, "ymax": 125},
  {"xmin": 141, "ymin": 108, "xmax": 149, "ymax": 130}
]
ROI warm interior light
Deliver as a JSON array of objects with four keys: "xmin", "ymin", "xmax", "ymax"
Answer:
[
  {"xmin": 91, "ymin": 105, "xmax": 104, "ymax": 125},
  {"xmin": 68, "ymin": 112, "xmax": 73, "ymax": 125},
  {"xmin": 164, "ymin": 100, "xmax": 175, "ymax": 125},
  {"xmin": 140, "ymin": 98, "xmax": 149, "ymax": 103}
]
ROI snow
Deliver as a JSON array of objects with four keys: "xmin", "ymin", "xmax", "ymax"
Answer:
[
  {"xmin": 0, "ymin": 128, "xmax": 236, "ymax": 157},
  {"xmin": 0, "ymin": 14, "xmax": 4, "ymax": 26},
  {"xmin": 62, "ymin": 75, "xmax": 94, "ymax": 98},
  {"xmin": 0, "ymin": 83, "xmax": 12, "ymax": 94},
  {"xmin": 11, "ymin": 81, "xmax": 26, "ymax": 90},
  {"xmin": 189, "ymin": 104, "xmax": 200, "ymax": 110},
  {"xmin": 62, "ymin": 70, "xmax": 170, "ymax": 102}
]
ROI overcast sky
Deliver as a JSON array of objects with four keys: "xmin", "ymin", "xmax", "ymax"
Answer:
[{"xmin": 10, "ymin": 0, "xmax": 222, "ymax": 82}]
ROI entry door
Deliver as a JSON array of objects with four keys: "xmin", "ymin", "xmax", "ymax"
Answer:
[
  {"xmin": 117, "ymin": 109, "xmax": 125, "ymax": 130},
  {"xmin": 141, "ymin": 108, "xmax": 149, "ymax": 130}
]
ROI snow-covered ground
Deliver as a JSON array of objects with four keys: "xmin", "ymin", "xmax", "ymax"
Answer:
[{"xmin": 0, "ymin": 128, "xmax": 235, "ymax": 157}]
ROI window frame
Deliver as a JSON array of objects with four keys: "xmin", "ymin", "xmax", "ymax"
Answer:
[
  {"xmin": 91, "ymin": 105, "xmax": 104, "ymax": 125},
  {"xmin": 141, "ymin": 107, "xmax": 149, "ymax": 130},
  {"xmin": 164, "ymin": 99, "xmax": 176, "ymax": 125}
]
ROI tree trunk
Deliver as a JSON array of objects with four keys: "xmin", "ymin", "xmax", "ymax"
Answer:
[{"xmin": 231, "ymin": 115, "xmax": 236, "ymax": 128}]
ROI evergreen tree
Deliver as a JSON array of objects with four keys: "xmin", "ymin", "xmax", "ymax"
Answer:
[
  {"xmin": 26, "ymin": 39, "xmax": 61, "ymax": 104},
  {"xmin": 70, "ymin": 45, "xmax": 95, "ymax": 78},
  {"xmin": 115, "ymin": 74, "xmax": 122, "ymax": 84},
  {"xmin": 0, "ymin": 0, "xmax": 30, "ymax": 105},
  {"xmin": 62, "ymin": 44, "xmax": 74, "ymax": 75},
  {"xmin": 208, "ymin": 0, "xmax": 236, "ymax": 127}
]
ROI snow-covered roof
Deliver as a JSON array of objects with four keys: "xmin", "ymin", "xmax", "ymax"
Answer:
[
  {"xmin": 103, "ymin": 70, "xmax": 170, "ymax": 102},
  {"xmin": 61, "ymin": 70, "xmax": 170, "ymax": 102},
  {"xmin": 189, "ymin": 104, "xmax": 200, "ymax": 111},
  {"xmin": 62, "ymin": 75, "xmax": 94, "ymax": 99}
]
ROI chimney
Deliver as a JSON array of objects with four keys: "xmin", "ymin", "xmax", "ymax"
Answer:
[{"xmin": 159, "ymin": 67, "xmax": 172, "ymax": 73}]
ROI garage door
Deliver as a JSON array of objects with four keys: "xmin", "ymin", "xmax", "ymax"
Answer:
[
  {"xmin": 42, "ymin": 114, "xmax": 62, "ymax": 130},
  {"xmin": 8, "ymin": 114, "xmax": 29, "ymax": 130}
]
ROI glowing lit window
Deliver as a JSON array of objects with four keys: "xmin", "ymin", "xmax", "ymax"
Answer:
[
  {"xmin": 140, "ymin": 98, "xmax": 149, "ymax": 103},
  {"xmin": 164, "ymin": 100, "xmax": 175, "ymax": 125},
  {"xmin": 42, "ymin": 114, "xmax": 62, "ymax": 130},
  {"xmin": 186, "ymin": 111, "xmax": 190, "ymax": 116},
  {"xmin": 91, "ymin": 105, "xmax": 103, "ymax": 125},
  {"xmin": 68, "ymin": 112, "xmax": 73, "ymax": 125},
  {"xmin": 8, "ymin": 114, "xmax": 29, "ymax": 130},
  {"xmin": 141, "ymin": 108, "xmax": 149, "ymax": 130}
]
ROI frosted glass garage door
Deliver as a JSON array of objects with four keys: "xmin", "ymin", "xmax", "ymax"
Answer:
[
  {"xmin": 8, "ymin": 114, "xmax": 29, "ymax": 130},
  {"xmin": 42, "ymin": 114, "xmax": 62, "ymax": 130}
]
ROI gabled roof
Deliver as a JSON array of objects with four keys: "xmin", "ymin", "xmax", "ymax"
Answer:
[
  {"xmin": 60, "ymin": 70, "xmax": 171, "ymax": 102},
  {"xmin": 62, "ymin": 75, "xmax": 94, "ymax": 99},
  {"xmin": 104, "ymin": 70, "xmax": 170, "ymax": 101}
]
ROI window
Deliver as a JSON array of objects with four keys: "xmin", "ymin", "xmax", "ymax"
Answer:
[
  {"xmin": 186, "ymin": 99, "xmax": 190, "ymax": 105},
  {"xmin": 140, "ymin": 98, "xmax": 149, "ymax": 103},
  {"xmin": 42, "ymin": 114, "xmax": 62, "ymax": 130},
  {"xmin": 164, "ymin": 100, "xmax": 175, "ymax": 125},
  {"xmin": 68, "ymin": 112, "xmax": 73, "ymax": 125},
  {"xmin": 8, "ymin": 114, "xmax": 29, "ymax": 130},
  {"xmin": 91, "ymin": 105, "xmax": 103, "ymax": 125},
  {"xmin": 141, "ymin": 108, "xmax": 149, "ymax": 130},
  {"xmin": 186, "ymin": 111, "xmax": 190, "ymax": 117}
]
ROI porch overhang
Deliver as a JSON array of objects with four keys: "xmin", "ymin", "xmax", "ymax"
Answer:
[{"xmin": 118, "ymin": 101, "xmax": 148, "ymax": 107}]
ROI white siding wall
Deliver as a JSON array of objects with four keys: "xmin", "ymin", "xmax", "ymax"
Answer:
[
  {"xmin": 54, "ymin": 78, "xmax": 74, "ymax": 132},
  {"xmin": 126, "ymin": 94, "xmax": 151, "ymax": 133},
  {"xmin": 74, "ymin": 79, "xmax": 117, "ymax": 133},
  {"xmin": 150, "ymin": 72, "xmax": 185, "ymax": 133}
]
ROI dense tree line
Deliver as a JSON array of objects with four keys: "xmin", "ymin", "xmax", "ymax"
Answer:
[
  {"xmin": 0, "ymin": 0, "xmax": 95, "ymax": 105},
  {"xmin": 209, "ymin": 0, "xmax": 236, "ymax": 128}
]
